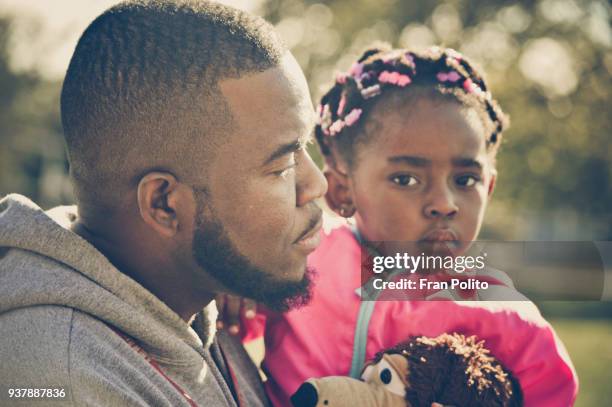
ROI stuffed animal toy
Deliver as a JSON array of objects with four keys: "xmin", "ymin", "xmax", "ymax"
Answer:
[{"xmin": 290, "ymin": 333, "xmax": 523, "ymax": 407}]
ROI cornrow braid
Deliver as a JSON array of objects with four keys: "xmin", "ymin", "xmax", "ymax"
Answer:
[{"xmin": 315, "ymin": 45, "xmax": 508, "ymax": 167}]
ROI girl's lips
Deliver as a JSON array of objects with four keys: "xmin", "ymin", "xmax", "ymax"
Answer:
[
  {"xmin": 419, "ymin": 228, "xmax": 462, "ymax": 255},
  {"xmin": 420, "ymin": 228, "xmax": 458, "ymax": 242}
]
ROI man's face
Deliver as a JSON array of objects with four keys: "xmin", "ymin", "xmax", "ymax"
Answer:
[{"xmin": 191, "ymin": 54, "xmax": 327, "ymax": 309}]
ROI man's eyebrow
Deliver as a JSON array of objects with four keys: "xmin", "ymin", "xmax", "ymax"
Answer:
[
  {"xmin": 452, "ymin": 157, "xmax": 484, "ymax": 169},
  {"xmin": 263, "ymin": 139, "xmax": 302, "ymax": 166},
  {"xmin": 388, "ymin": 155, "xmax": 431, "ymax": 167}
]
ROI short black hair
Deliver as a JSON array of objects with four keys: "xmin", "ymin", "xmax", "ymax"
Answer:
[
  {"xmin": 61, "ymin": 0, "xmax": 286, "ymax": 210},
  {"xmin": 315, "ymin": 44, "xmax": 508, "ymax": 169}
]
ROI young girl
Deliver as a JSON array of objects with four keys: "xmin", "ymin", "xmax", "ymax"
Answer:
[{"xmin": 230, "ymin": 45, "xmax": 577, "ymax": 406}]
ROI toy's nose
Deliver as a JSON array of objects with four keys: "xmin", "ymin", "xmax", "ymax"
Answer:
[{"xmin": 291, "ymin": 382, "xmax": 319, "ymax": 407}]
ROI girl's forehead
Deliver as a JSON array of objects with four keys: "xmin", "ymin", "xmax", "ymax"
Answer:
[{"xmin": 366, "ymin": 99, "xmax": 488, "ymax": 158}]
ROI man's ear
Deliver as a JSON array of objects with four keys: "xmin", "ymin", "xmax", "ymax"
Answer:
[
  {"xmin": 487, "ymin": 169, "xmax": 497, "ymax": 198},
  {"xmin": 324, "ymin": 167, "xmax": 355, "ymax": 217},
  {"xmin": 137, "ymin": 172, "xmax": 182, "ymax": 238}
]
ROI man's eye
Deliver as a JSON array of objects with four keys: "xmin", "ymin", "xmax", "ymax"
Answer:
[
  {"xmin": 272, "ymin": 152, "xmax": 298, "ymax": 177},
  {"xmin": 390, "ymin": 174, "xmax": 418, "ymax": 187},
  {"xmin": 275, "ymin": 159, "xmax": 297, "ymax": 177},
  {"xmin": 275, "ymin": 164, "xmax": 296, "ymax": 177},
  {"xmin": 455, "ymin": 175, "xmax": 480, "ymax": 187}
]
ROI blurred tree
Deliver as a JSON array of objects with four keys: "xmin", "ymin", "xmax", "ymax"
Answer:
[
  {"xmin": 0, "ymin": 0, "xmax": 610, "ymax": 238},
  {"xmin": 0, "ymin": 16, "xmax": 69, "ymax": 209}
]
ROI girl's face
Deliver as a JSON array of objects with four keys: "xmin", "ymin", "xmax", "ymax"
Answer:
[{"xmin": 343, "ymin": 98, "xmax": 496, "ymax": 256}]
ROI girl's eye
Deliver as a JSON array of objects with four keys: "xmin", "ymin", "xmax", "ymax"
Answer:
[
  {"xmin": 390, "ymin": 174, "xmax": 418, "ymax": 187},
  {"xmin": 456, "ymin": 175, "xmax": 480, "ymax": 187}
]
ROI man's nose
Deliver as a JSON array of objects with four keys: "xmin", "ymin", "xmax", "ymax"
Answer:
[
  {"xmin": 296, "ymin": 150, "xmax": 328, "ymax": 207},
  {"xmin": 423, "ymin": 185, "xmax": 458, "ymax": 219}
]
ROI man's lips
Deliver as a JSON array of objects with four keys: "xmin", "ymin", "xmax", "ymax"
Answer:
[{"xmin": 294, "ymin": 216, "xmax": 323, "ymax": 249}]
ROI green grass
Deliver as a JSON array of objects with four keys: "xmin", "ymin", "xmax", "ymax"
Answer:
[{"xmin": 549, "ymin": 319, "xmax": 612, "ymax": 406}]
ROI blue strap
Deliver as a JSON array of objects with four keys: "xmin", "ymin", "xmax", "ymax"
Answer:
[
  {"xmin": 348, "ymin": 226, "xmax": 378, "ymax": 379},
  {"xmin": 349, "ymin": 299, "xmax": 376, "ymax": 378}
]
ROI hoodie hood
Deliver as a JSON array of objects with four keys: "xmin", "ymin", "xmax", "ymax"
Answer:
[{"xmin": 0, "ymin": 193, "xmax": 216, "ymax": 363}]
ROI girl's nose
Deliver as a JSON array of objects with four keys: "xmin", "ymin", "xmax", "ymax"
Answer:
[{"xmin": 423, "ymin": 189, "xmax": 458, "ymax": 219}]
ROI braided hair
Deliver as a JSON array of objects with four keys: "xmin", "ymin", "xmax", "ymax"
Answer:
[{"xmin": 315, "ymin": 44, "xmax": 508, "ymax": 169}]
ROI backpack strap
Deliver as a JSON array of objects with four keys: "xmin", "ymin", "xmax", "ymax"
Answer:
[
  {"xmin": 349, "ymin": 226, "xmax": 379, "ymax": 379},
  {"xmin": 349, "ymin": 299, "xmax": 376, "ymax": 378}
]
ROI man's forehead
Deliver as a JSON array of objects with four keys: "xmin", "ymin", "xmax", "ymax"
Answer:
[
  {"xmin": 215, "ymin": 54, "xmax": 314, "ymax": 163},
  {"xmin": 218, "ymin": 53, "xmax": 311, "ymax": 110}
]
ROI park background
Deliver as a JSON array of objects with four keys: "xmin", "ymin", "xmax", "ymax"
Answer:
[{"xmin": 0, "ymin": 0, "xmax": 609, "ymax": 404}]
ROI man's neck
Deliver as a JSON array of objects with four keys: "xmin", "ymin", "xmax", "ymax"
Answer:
[{"xmin": 71, "ymin": 219, "xmax": 215, "ymax": 323}]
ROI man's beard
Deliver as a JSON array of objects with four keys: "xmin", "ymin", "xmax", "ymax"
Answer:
[{"xmin": 191, "ymin": 191, "xmax": 313, "ymax": 312}]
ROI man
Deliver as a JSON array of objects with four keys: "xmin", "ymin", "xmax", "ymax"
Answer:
[{"xmin": 0, "ymin": 1, "xmax": 326, "ymax": 405}]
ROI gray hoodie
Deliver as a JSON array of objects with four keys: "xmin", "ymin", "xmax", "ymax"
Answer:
[{"xmin": 0, "ymin": 194, "xmax": 269, "ymax": 406}]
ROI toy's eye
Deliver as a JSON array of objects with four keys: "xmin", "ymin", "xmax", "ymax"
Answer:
[
  {"xmin": 361, "ymin": 358, "xmax": 407, "ymax": 396},
  {"xmin": 379, "ymin": 368, "xmax": 392, "ymax": 384}
]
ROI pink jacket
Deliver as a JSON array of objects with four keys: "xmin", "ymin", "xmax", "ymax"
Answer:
[{"xmin": 247, "ymin": 225, "xmax": 578, "ymax": 406}]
